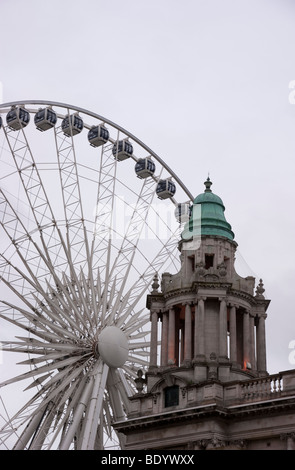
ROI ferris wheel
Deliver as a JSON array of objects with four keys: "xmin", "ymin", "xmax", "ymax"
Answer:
[{"xmin": 0, "ymin": 100, "xmax": 193, "ymax": 450}]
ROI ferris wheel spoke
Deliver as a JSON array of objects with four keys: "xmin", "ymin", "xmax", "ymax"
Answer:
[
  {"xmin": 0, "ymin": 256, "xmax": 90, "ymax": 341},
  {"xmin": 113, "ymin": 369, "xmax": 134, "ymax": 412},
  {"xmin": 65, "ymin": 266, "xmax": 98, "ymax": 335},
  {"xmin": 128, "ymin": 341, "xmax": 150, "ymax": 351},
  {"xmin": 104, "ymin": 174, "xmax": 164, "ymax": 325},
  {"xmin": 0, "ymin": 403, "xmax": 45, "ymax": 450},
  {"xmin": 79, "ymin": 360, "xmax": 109, "ymax": 450},
  {"xmin": 12, "ymin": 406, "xmax": 48, "ymax": 450},
  {"xmin": 0, "ymin": 352, "xmax": 90, "ymax": 389},
  {"xmin": 58, "ymin": 359, "xmax": 109, "ymax": 450},
  {"xmin": 57, "ymin": 372, "xmax": 95, "ymax": 450},
  {"xmin": 25, "ymin": 399, "xmax": 60, "ymax": 450},
  {"xmin": 123, "ymin": 308, "xmax": 146, "ymax": 333},
  {"xmin": 0, "ymin": 255, "xmax": 54, "ymax": 326},
  {"xmin": 1, "ymin": 123, "xmax": 85, "ymax": 287},
  {"xmin": 132, "ymin": 234, "xmax": 179, "ymax": 296},
  {"xmin": 0, "ymin": 313, "xmax": 61, "ymax": 346},
  {"xmin": 91, "ymin": 140, "xmax": 124, "ymax": 328},
  {"xmin": 121, "ymin": 363, "xmax": 139, "ymax": 380},
  {"xmin": 32, "ymin": 287, "xmax": 87, "ymax": 339},
  {"xmin": 54, "ymin": 119, "xmax": 91, "ymax": 272},
  {"xmin": 59, "ymin": 271, "xmax": 96, "ymax": 333},
  {"xmin": 32, "ymin": 363, "xmax": 90, "ymax": 418},
  {"xmin": 45, "ymin": 373, "xmax": 89, "ymax": 449},
  {"xmin": 108, "ymin": 173, "xmax": 161, "ymax": 275},
  {"xmin": 17, "ymin": 391, "xmax": 63, "ymax": 450},
  {"xmin": 2, "ymin": 125, "xmax": 55, "ymax": 229},
  {"xmin": 0, "ymin": 378, "xmax": 58, "ymax": 449},
  {"xmin": 90, "ymin": 139, "xmax": 119, "ymax": 276},
  {"xmin": 114, "ymin": 232, "xmax": 179, "ymax": 332},
  {"xmin": 107, "ymin": 369, "xmax": 127, "ymax": 421},
  {"xmin": 115, "ymin": 289, "xmax": 146, "ymax": 330},
  {"xmin": 11, "ymin": 361, "xmax": 94, "ymax": 449},
  {"xmin": 0, "ymin": 189, "xmax": 42, "ymax": 263},
  {"xmin": 0, "ymin": 191, "xmax": 57, "ymax": 303},
  {"xmin": 1, "ymin": 299, "xmax": 82, "ymax": 345}
]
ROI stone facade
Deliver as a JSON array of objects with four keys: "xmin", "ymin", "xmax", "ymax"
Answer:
[
  {"xmin": 115, "ymin": 369, "xmax": 295, "ymax": 450},
  {"xmin": 144, "ymin": 231, "xmax": 270, "ymax": 385},
  {"xmin": 114, "ymin": 181, "xmax": 295, "ymax": 450}
]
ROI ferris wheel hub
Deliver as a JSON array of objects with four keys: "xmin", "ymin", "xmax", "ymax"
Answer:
[{"xmin": 96, "ymin": 326, "xmax": 129, "ymax": 368}]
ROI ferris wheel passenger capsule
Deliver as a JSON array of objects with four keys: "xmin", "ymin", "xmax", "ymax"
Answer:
[
  {"xmin": 61, "ymin": 113, "xmax": 83, "ymax": 136},
  {"xmin": 174, "ymin": 203, "xmax": 191, "ymax": 223},
  {"xmin": 6, "ymin": 106, "xmax": 30, "ymax": 130},
  {"xmin": 156, "ymin": 179, "xmax": 176, "ymax": 199},
  {"xmin": 34, "ymin": 107, "xmax": 57, "ymax": 131},
  {"xmin": 112, "ymin": 139, "xmax": 133, "ymax": 161},
  {"xmin": 88, "ymin": 124, "xmax": 109, "ymax": 147},
  {"xmin": 135, "ymin": 157, "xmax": 156, "ymax": 178}
]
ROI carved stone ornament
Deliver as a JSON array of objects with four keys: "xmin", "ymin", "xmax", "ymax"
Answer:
[
  {"xmin": 135, "ymin": 369, "xmax": 146, "ymax": 394},
  {"xmin": 152, "ymin": 393, "xmax": 159, "ymax": 405},
  {"xmin": 217, "ymin": 261, "xmax": 227, "ymax": 277},
  {"xmin": 181, "ymin": 387, "xmax": 187, "ymax": 399},
  {"xmin": 151, "ymin": 273, "xmax": 159, "ymax": 293},
  {"xmin": 195, "ymin": 261, "xmax": 205, "ymax": 277},
  {"xmin": 255, "ymin": 279, "xmax": 265, "ymax": 298}
]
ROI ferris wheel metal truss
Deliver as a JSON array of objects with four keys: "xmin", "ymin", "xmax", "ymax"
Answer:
[{"xmin": 0, "ymin": 101, "xmax": 193, "ymax": 450}]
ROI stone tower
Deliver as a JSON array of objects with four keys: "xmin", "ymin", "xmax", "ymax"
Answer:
[
  {"xmin": 114, "ymin": 179, "xmax": 295, "ymax": 450},
  {"xmin": 147, "ymin": 177, "xmax": 269, "ymax": 383}
]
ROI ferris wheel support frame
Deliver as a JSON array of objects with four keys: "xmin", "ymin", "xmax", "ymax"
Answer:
[{"xmin": 0, "ymin": 100, "xmax": 195, "ymax": 450}]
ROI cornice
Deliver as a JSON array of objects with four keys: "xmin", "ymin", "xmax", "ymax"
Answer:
[
  {"xmin": 227, "ymin": 288, "xmax": 256, "ymax": 306},
  {"xmin": 147, "ymin": 284, "xmax": 269, "ymax": 312},
  {"xmin": 114, "ymin": 403, "xmax": 226, "ymax": 432},
  {"xmin": 114, "ymin": 396, "xmax": 295, "ymax": 433}
]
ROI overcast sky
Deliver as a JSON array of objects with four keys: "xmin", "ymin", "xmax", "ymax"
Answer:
[{"xmin": 1, "ymin": 0, "xmax": 295, "ymax": 374}]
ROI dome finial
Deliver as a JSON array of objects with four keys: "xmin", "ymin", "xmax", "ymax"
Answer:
[{"xmin": 204, "ymin": 176, "xmax": 212, "ymax": 193}]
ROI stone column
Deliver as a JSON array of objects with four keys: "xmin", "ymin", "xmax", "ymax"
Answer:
[
  {"xmin": 193, "ymin": 298, "xmax": 207, "ymax": 381},
  {"xmin": 183, "ymin": 302, "xmax": 192, "ymax": 365},
  {"xmin": 168, "ymin": 307, "xmax": 176, "ymax": 365},
  {"xmin": 243, "ymin": 310, "xmax": 250, "ymax": 368},
  {"xmin": 161, "ymin": 311, "xmax": 168, "ymax": 366},
  {"xmin": 194, "ymin": 301, "xmax": 198, "ymax": 358},
  {"xmin": 249, "ymin": 314, "xmax": 255, "ymax": 370},
  {"xmin": 229, "ymin": 305, "xmax": 237, "ymax": 363},
  {"xmin": 219, "ymin": 298, "xmax": 227, "ymax": 359},
  {"xmin": 194, "ymin": 298, "xmax": 205, "ymax": 359},
  {"xmin": 281, "ymin": 433, "xmax": 295, "ymax": 450},
  {"xmin": 256, "ymin": 314, "xmax": 267, "ymax": 372},
  {"xmin": 180, "ymin": 324, "xmax": 184, "ymax": 364},
  {"xmin": 150, "ymin": 310, "xmax": 158, "ymax": 368}
]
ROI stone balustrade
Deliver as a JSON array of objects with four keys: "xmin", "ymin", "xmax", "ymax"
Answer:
[
  {"xmin": 240, "ymin": 374, "xmax": 282, "ymax": 401},
  {"xmin": 129, "ymin": 369, "xmax": 295, "ymax": 418}
]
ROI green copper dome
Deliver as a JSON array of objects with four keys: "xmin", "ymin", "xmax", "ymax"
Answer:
[{"xmin": 182, "ymin": 178, "xmax": 235, "ymax": 242}]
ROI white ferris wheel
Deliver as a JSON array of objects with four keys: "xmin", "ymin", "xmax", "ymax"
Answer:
[{"xmin": 0, "ymin": 101, "xmax": 194, "ymax": 450}]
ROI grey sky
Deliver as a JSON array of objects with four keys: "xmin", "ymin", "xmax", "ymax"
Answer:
[{"xmin": 1, "ymin": 0, "xmax": 295, "ymax": 374}]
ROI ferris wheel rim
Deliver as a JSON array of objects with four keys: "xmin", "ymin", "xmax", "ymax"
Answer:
[{"xmin": 0, "ymin": 99, "xmax": 194, "ymax": 203}]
